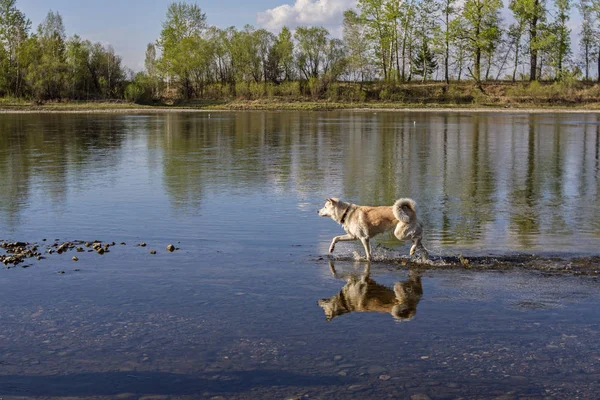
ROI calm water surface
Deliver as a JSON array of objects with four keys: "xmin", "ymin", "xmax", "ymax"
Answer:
[{"xmin": 0, "ymin": 111, "xmax": 599, "ymax": 399}]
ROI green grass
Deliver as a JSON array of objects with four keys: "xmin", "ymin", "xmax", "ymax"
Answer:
[{"xmin": 4, "ymin": 83, "xmax": 600, "ymax": 113}]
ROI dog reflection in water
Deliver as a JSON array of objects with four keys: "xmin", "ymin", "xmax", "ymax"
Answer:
[{"xmin": 318, "ymin": 261, "xmax": 423, "ymax": 322}]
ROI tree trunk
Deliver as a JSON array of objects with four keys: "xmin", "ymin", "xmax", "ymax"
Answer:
[
  {"xmin": 395, "ymin": 26, "xmax": 401, "ymax": 82},
  {"xmin": 512, "ymin": 41, "xmax": 520, "ymax": 82},
  {"xmin": 474, "ymin": 48, "xmax": 481, "ymax": 82},
  {"xmin": 401, "ymin": 29, "xmax": 407, "ymax": 82},
  {"xmin": 407, "ymin": 39, "xmax": 413, "ymax": 81},
  {"xmin": 445, "ymin": 9, "xmax": 450, "ymax": 84},
  {"xmin": 529, "ymin": 2, "xmax": 539, "ymax": 81},
  {"xmin": 597, "ymin": 49, "xmax": 600, "ymax": 83},
  {"xmin": 585, "ymin": 44, "xmax": 589, "ymax": 81}
]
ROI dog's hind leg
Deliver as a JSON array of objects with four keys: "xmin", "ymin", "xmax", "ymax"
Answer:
[
  {"xmin": 410, "ymin": 238, "xmax": 428, "ymax": 260},
  {"xmin": 329, "ymin": 234, "xmax": 356, "ymax": 254},
  {"xmin": 359, "ymin": 237, "xmax": 372, "ymax": 261},
  {"xmin": 409, "ymin": 239, "xmax": 419, "ymax": 256}
]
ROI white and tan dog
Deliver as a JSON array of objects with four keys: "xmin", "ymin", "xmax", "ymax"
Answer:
[{"xmin": 318, "ymin": 198, "xmax": 427, "ymax": 260}]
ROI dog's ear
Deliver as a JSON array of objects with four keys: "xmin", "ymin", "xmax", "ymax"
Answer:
[{"xmin": 326, "ymin": 198, "xmax": 334, "ymax": 203}]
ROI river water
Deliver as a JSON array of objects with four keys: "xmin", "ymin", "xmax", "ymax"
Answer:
[{"xmin": 0, "ymin": 111, "xmax": 599, "ymax": 399}]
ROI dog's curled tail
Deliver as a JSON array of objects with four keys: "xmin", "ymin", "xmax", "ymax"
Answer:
[{"xmin": 393, "ymin": 198, "xmax": 417, "ymax": 223}]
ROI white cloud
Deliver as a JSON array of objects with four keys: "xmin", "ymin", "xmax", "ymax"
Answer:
[{"xmin": 257, "ymin": 0, "xmax": 357, "ymax": 33}]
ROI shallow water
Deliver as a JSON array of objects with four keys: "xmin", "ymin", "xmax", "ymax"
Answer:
[{"xmin": 0, "ymin": 111, "xmax": 599, "ymax": 399}]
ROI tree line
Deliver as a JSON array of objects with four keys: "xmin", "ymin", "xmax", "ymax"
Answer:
[
  {"xmin": 131, "ymin": 0, "xmax": 600, "ymax": 101},
  {"xmin": 2, "ymin": 0, "xmax": 600, "ymax": 103},
  {"xmin": 0, "ymin": 0, "xmax": 127, "ymax": 101}
]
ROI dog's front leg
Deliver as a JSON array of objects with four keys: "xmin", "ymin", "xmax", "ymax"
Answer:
[
  {"xmin": 329, "ymin": 234, "xmax": 356, "ymax": 254},
  {"xmin": 359, "ymin": 237, "xmax": 371, "ymax": 261}
]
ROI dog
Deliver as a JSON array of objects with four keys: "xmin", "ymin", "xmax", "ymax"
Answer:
[
  {"xmin": 318, "ymin": 262, "xmax": 423, "ymax": 321},
  {"xmin": 318, "ymin": 197, "xmax": 427, "ymax": 261}
]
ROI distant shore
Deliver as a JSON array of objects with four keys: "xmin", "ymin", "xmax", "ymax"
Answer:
[{"xmin": 2, "ymin": 100, "xmax": 600, "ymax": 114}]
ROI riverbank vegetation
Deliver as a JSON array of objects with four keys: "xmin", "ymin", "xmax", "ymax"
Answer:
[{"xmin": 2, "ymin": 0, "xmax": 600, "ymax": 108}]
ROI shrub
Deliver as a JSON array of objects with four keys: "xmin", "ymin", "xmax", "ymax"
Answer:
[
  {"xmin": 471, "ymin": 87, "xmax": 488, "ymax": 105},
  {"xmin": 277, "ymin": 81, "xmax": 300, "ymax": 97},
  {"xmin": 235, "ymin": 82, "xmax": 250, "ymax": 99},
  {"xmin": 378, "ymin": 85, "xmax": 405, "ymax": 102},
  {"xmin": 326, "ymin": 83, "xmax": 340, "ymax": 102},
  {"xmin": 334, "ymin": 84, "xmax": 366, "ymax": 102},
  {"xmin": 308, "ymin": 77, "xmax": 324, "ymax": 99},
  {"xmin": 249, "ymin": 82, "xmax": 267, "ymax": 99},
  {"xmin": 265, "ymin": 83, "xmax": 277, "ymax": 98},
  {"xmin": 124, "ymin": 73, "xmax": 153, "ymax": 104}
]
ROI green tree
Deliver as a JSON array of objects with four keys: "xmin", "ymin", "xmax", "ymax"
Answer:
[
  {"xmin": 254, "ymin": 28, "xmax": 275, "ymax": 82},
  {"xmin": 323, "ymin": 38, "xmax": 346, "ymax": 80},
  {"xmin": 0, "ymin": 0, "xmax": 30, "ymax": 96},
  {"xmin": 413, "ymin": 0, "xmax": 440, "ymax": 82},
  {"xmin": 591, "ymin": 0, "xmax": 600, "ymax": 81},
  {"xmin": 275, "ymin": 27, "xmax": 294, "ymax": 81},
  {"xmin": 343, "ymin": 10, "xmax": 371, "ymax": 81},
  {"xmin": 509, "ymin": 0, "xmax": 546, "ymax": 81},
  {"xmin": 399, "ymin": 1, "xmax": 417, "ymax": 81},
  {"xmin": 207, "ymin": 26, "xmax": 233, "ymax": 85},
  {"xmin": 550, "ymin": 0, "xmax": 571, "ymax": 78},
  {"xmin": 357, "ymin": 0, "xmax": 394, "ymax": 80},
  {"xmin": 507, "ymin": 22, "xmax": 525, "ymax": 81},
  {"xmin": 23, "ymin": 10, "xmax": 68, "ymax": 99},
  {"xmin": 228, "ymin": 25, "xmax": 262, "ymax": 83},
  {"xmin": 84, "ymin": 41, "xmax": 126, "ymax": 98},
  {"xmin": 441, "ymin": 0, "xmax": 459, "ymax": 83},
  {"xmin": 157, "ymin": 2, "xmax": 207, "ymax": 98},
  {"xmin": 412, "ymin": 40, "xmax": 438, "ymax": 80},
  {"xmin": 294, "ymin": 26, "xmax": 330, "ymax": 80},
  {"xmin": 65, "ymin": 35, "xmax": 93, "ymax": 99},
  {"xmin": 459, "ymin": 0, "xmax": 503, "ymax": 82},
  {"xmin": 145, "ymin": 43, "xmax": 161, "ymax": 97},
  {"xmin": 577, "ymin": 0, "xmax": 594, "ymax": 80}
]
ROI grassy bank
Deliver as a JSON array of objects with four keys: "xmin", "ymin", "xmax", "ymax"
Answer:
[{"xmin": 3, "ymin": 81, "xmax": 600, "ymax": 112}]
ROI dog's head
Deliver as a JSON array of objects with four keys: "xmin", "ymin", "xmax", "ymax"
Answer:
[
  {"xmin": 391, "ymin": 276, "xmax": 423, "ymax": 321},
  {"xmin": 317, "ymin": 296, "xmax": 348, "ymax": 322},
  {"xmin": 318, "ymin": 198, "xmax": 341, "ymax": 220},
  {"xmin": 391, "ymin": 304, "xmax": 417, "ymax": 321}
]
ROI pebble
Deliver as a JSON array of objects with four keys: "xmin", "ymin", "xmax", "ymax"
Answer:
[
  {"xmin": 367, "ymin": 365, "xmax": 387, "ymax": 374},
  {"xmin": 379, "ymin": 374, "xmax": 391, "ymax": 381},
  {"xmin": 72, "ymin": 256, "xmax": 78, "ymax": 262},
  {"xmin": 150, "ymin": 250, "xmax": 157, "ymax": 255},
  {"xmin": 348, "ymin": 385, "xmax": 367, "ymax": 392},
  {"xmin": 167, "ymin": 244, "xmax": 175, "ymax": 252},
  {"xmin": 410, "ymin": 395, "xmax": 432, "ymax": 400}
]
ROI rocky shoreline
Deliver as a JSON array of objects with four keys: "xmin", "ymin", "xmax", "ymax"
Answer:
[
  {"xmin": 1, "ymin": 239, "xmax": 179, "ymax": 270},
  {"xmin": 325, "ymin": 251, "xmax": 600, "ymax": 276}
]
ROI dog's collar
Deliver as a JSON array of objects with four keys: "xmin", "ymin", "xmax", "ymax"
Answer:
[{"xmin": 339, "ymin": 206, "xmax": 351, "ymax": 224}]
